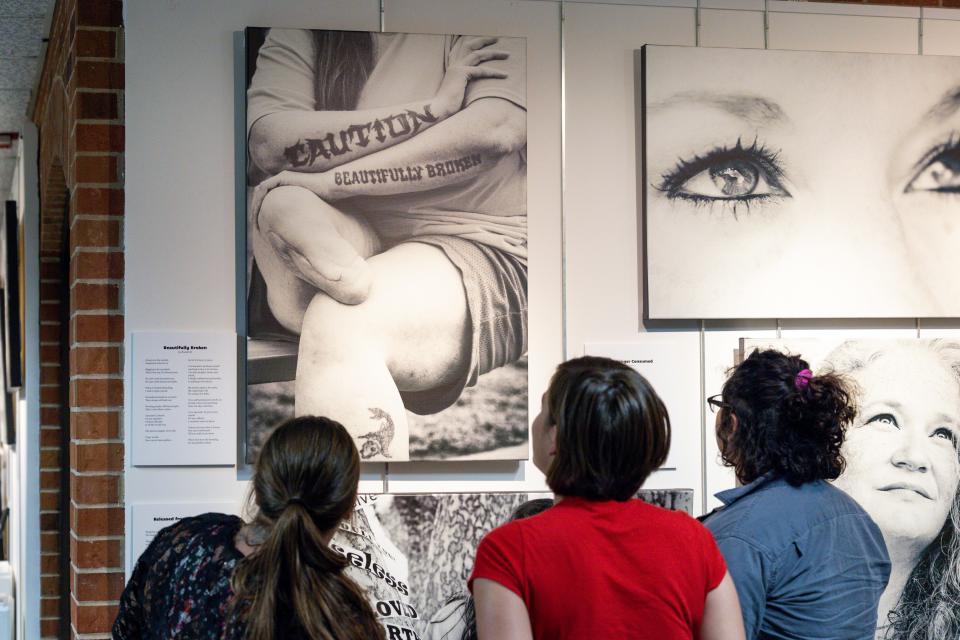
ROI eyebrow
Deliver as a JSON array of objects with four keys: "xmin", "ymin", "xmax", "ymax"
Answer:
[
  {"xmin": 866, "ymin": 400, "xmax": 904, "ymax": 413},
  {"xmin": 924, "ymin": 85, "xmax": 960, "ymax": 121},
  {"xmin": 647, "ymin": 91, "xmax": 789, "ymax": 126}
]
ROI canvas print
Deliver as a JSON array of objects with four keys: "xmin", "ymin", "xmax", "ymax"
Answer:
[
  {"xmin": 2, "ymin": 202, "xmax": 20, "ymax": 389},
  {"xmin": 335, "ymin": 490, "xmax": 693, "ymax": 639},
  {"xmin": 0, "ymin": 296, "xmax": 12, "ymax": 445},
  {"xmin": 242, "ymin": 28, "xmax": 528, "ymax": 461},
  {"xmin": 735, "ymin": 337, "xmax": 960, "ymax": 638},
  {"xmin": 642, "ymin": 46, "xmax": 960, "ymax": 319}
]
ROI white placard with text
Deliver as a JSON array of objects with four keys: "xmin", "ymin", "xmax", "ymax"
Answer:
[
  {"xmin": 130, "ymin": 502, "xmax": 240, "ymax": 568},
  {"xmin": 133, "ymin": 331, "xmax": 237, "ymax": 466}
]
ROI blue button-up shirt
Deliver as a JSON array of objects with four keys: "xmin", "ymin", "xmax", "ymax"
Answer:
[{"xmin": 703, "ymin": 474, "xmax": 890, "ymax": 640}]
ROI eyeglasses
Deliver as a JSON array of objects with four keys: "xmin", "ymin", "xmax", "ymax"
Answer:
[{"xmin": 706, "ymin": 394, "xmax": 731, "ymax": 413}]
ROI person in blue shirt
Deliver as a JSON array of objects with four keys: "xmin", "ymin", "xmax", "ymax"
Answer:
[{"xmin": 703, "ymin": 349, "xmax": 890, "ymax": 640}]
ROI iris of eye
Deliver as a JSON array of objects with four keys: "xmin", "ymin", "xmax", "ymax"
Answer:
[
  {"xmin": 930, "ymin": 157, "xmax": 960, "ymax": 189},
  {"xmin": 709, "ymin": 162, "xmax": 758, "ymax": 197},
  {"xmin": 908, "ymin": 152, "xmax": 960, "ymax": 192}
]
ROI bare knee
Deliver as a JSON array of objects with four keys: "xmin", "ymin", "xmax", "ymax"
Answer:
[{"xmin": 298, "ymin": 293, "xmax": 382, "ymax": 361}]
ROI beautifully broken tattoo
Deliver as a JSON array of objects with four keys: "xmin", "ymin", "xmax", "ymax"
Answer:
[{"xmin": 332, "ymin": 154, "xmax": 483, "ymax": 189}]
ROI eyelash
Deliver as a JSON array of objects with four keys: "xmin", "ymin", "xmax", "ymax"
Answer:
[
  {"xmin": 933, "ymin": 427, "xmax": 959, "ymax": 448},
  {"xmin": 866, "ymin": 413, "xmax": 898, "ymax": 428},
  {"xmin": 653, "ymin": 138, "xmax": 788, "ymax": 214}
]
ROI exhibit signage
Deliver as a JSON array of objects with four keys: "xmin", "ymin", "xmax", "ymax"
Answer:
[
  {"xmin": 132, "ymin": 331, "xmax": 237, "ymax": 466},
  {"xmin": 129, "ymin": 502, "xmax": 239, "ymax": 572}
]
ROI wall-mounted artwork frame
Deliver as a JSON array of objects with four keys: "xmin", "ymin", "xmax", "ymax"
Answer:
[
  {"xmin": 738, "ymin": 337, "xmax": 960, "ymax": 636},
  {"xmin": 0, "ymin": 294, "xmax": 13, "ymax": 446},
  {"xmin": 3, "ymin": 391, "xmax": 14, "ymax": 448},
  {"xmin": 641, "ymin": 45, "xmax": 960, "ymax": 319},
  {"xmin": 2, "ymin": 203, "xmax": 21, "ymax": 391},
  {"xmin": 238, "ymin": 28, "xmax": 529, "ymax": 463}
]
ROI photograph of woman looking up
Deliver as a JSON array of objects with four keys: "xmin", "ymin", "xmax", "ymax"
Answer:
[
  {"xmin": 245, "ymin": 28, "xmax": 527, "ymax": 461},
  {"xmin": 825, "ymin": 340, "xmax": 960, "ymax": 640}
]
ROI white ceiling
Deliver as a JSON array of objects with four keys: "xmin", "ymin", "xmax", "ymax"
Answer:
[{"xmin": 0, "ymin": 0, "xmax": 54, "ymax": 202}]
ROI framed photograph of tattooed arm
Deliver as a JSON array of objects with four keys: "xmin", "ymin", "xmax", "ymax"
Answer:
[{"xmin": 243, "ymin": 28, "xmax": 528, "ymax": 462}]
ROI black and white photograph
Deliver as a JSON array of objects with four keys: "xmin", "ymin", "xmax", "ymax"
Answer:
[
  {"xmin": 739, "ymin": 338, "xmax": 960, "ymax": 638},
  {"xmin": 335, "ymin": 490, "xmax": 693, "ymax": 640},
  {"xmin": 242, "ymin": 28, "xmax": 528, "ymax": 461},
  {"xmin": 642, "ymin": 46, "xmax": 960, "ymax": 319}
]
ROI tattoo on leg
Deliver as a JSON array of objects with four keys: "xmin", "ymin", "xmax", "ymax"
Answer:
[
  {"xmin": 359, "ymin": 407, "xmax": 395, "ymax": 459},
  {"xmin": 283, "ymin": 105, "xmax": 439, "ymax": 168}
]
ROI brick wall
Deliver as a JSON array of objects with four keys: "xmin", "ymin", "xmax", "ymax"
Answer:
[
  {"xmin": 31, "ymin": 0, "xmax": 124, "ymax": 637},
  {"xmin": 38, "ymin": 167, "xmax": 68, "ymax": 639}
]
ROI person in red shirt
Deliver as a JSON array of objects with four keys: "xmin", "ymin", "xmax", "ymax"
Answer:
[{"xmin": 469, "ymin": 356, "xmax": 745, "ymax": 640}]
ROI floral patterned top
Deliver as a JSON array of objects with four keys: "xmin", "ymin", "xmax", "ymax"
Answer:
[{"xmin": 112, "ymin": 512, "xmax": 249, "ymax": 639}]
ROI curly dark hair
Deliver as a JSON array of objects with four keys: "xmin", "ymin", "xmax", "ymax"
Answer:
[{"xmin": 717, "ymin": 349, "xmax": 856, "ymax": 485}]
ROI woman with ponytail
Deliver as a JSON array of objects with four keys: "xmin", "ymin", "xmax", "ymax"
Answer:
[
  {"xmin": 112, "ymin": 416, "xmax": 383, "ymax": 639},
  {"xmin": 703, "ymin": 349, "xmax": 890, "ymax": 640}
]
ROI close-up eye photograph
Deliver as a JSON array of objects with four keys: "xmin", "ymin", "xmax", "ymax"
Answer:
[{"xmin": 643, "ymin": 45, "xmax": 960, "ymax": 320}]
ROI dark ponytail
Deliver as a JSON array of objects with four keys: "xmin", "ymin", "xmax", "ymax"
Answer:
[
  {"xmin": 232, "ymin": 416, "xmax": 383, "ymax": 640},
  {"xmin": 717, "ymin": 349, "xmax": 857, "ymax": 485},
  {"xmin": 312, "ymin": 30, "xmax": 375, "ymax": 111}
]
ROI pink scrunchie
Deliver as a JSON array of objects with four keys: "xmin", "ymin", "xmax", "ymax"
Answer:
[{"xmin": 794, "ymin": 369, "xmax": 813, "ymax": 390}]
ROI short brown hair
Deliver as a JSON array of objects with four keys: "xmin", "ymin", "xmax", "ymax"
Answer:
[{"xmin": 545, "ymin": 356, "xmax": 671, "ymax": 501}]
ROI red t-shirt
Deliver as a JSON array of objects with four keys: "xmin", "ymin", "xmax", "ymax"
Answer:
[{"xmin": 468, "ymin": 497, "xmax": 726, "ymax": 639}]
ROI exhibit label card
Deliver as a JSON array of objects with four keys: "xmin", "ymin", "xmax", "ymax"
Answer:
[
  {"xmin": 132, "ymin": 331, "xmax": 237, "ymax": 466},
  {"xmin": 130, "ymin": 501, "xmax": 238, "ymax": 571}
]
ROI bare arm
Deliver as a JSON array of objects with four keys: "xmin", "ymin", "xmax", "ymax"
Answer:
[
  {"xmin": 250, "ymin": 96, "xmax": 525, "ymax": 220},
  {"xmin": 701, "ymin": 572, "xmax": 747, "ymax": 640},
  {"xmin": 473, "ymin": 578, "xmax": 534, "ymax": 640},
  {"xmin": 249, "ymin": 36, "xmax": 510, "ymax": 175}
]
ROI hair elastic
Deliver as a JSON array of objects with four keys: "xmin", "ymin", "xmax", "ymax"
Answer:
[
  {"xmin": 794, "ymin": 369, "xmax": 813, "ymax": 390},
  {"xmin": 285, "ymin": 497, "xmax": 307, "ymax": 509}
]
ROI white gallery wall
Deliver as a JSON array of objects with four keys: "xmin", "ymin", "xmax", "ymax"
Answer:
[
  {"xmin": 8, "ymin": 129, "xmax": 41, "ymax": 640},
  {"xmin": 124, "ymin": 0, "xmax": 960, "ymax": 572}
]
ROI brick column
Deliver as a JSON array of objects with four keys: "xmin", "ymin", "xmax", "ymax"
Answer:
[
  {"xmin": 32, "ymin": 1, "xmax": 125, "ymax": 637},
  {"xmin": 38, "ymin": 172, "xmax": 68, "ymax": 637}
]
